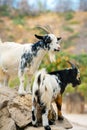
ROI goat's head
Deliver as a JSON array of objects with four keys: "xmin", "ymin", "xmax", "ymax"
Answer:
[
  {"xmin": 67, "ymin": 61, "xmax": 81, "ymax": 87},
  {"xmin": 35, "ymin": 34, "xmax": 61, "ymax": 52}
]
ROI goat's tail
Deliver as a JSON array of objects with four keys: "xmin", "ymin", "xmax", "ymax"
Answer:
[{"xmin": 35, "ymin": 68, "xmax": 47, "ymax": 87}]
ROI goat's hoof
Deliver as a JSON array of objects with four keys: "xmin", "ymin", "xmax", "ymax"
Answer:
[
  {"xmin": 49, "ymin": 120, "xmax": 55, "ymax": 125},
  {"xmin": 32, "ymin": 123, "xmax": 39, "ymax": 127},
  {"xmin": 26, "ymin": 91, "xmax": 32, "ymax": 95},
  {"xmin": 18, "ymin": 90, "xmax": 27, "ymax": 96},
  {"xmin": 58, "ymin": 115, "xmax": 64, "ymax": 121},
  {"xmin": 44, "ymin": 126, "xmax": 51, "ymax": 130}
]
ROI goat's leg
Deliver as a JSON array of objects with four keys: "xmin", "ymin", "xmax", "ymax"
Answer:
[
  {"xmin": 55, "ymin": 94, "xmax": 64, "ymax": 120},
  {"xmin": 18, "ymin": 69, "xmax": 26, "ymax": 95},
  {"xmin": 32, "ymin": 98, "xmax": 38, "ymax": 126},
  {"xmin": 3, "ymin": 74, "xmax": 9, "ymax": 87},
  {"xmin": 42, "ymin": 106, "xmax": 51, "ymax": 130},
  {"xmin": 25, "ymin": 74, "xmax": 32, "ymax": 94},
  {"xmin": 0, "ymin": 69, "xmax": 9, "ymax": 87}
]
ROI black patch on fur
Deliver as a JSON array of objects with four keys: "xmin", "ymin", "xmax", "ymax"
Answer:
[
  {"xmin": 35, "ymin": 90, "xmax": 41, "ymax": 105},
  {"xmin": 21, "ymin": 52, "xmax": 33, "ymax": 70},
  {"xmin": 41, "ymin": 105, "xmax": 46, "ymax": 114},
  {"xmin": 32, "ymin": 111, "xmax": 36, "ymax": 121},
  {"xmin": 37, "ymin": 74, "xmax": 41, "ymax": 86},
  {"xmin": 35, "ymin": 90, "xmax": 39, "ymax": 96},
  {"xmin": 44, "ymin": 125, "xmax": 51, "ymax": 130}
]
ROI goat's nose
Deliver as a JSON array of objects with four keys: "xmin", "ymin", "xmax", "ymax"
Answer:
[{"xmin": 58, "ymin": 45, "xmax": 60, "ymax": 51}]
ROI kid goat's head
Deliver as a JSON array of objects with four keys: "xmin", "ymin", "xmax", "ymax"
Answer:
[
  {"xmin": 35, "ymin": 34, "xmax": 61, "ymax": 51},
  {"xmin": 68, "ymin": 61, "xmax": 81, "ymax": 87}
]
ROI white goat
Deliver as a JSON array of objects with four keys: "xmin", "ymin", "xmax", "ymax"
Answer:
[
  {"xmin": 32, "ymin": 69, "xmax": 61, "ymax": 130},
  {"xmin": 0, "ymin": 34, "xmax": 61, "ymax": 95}
]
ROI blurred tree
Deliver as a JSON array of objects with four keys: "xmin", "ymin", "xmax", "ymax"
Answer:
[
  {"xmin": 55, "ymin": 0, "xmax": 73, "ymax": 12},
  {"xmin": 37, "ymin": 0, "xmax": 48, "ymax": 12},
  {"xmin": 79, "ymin": 0, "xmax": 87, "ymax": 11},
  {"xmin": 0, "ymin": 0, "xmax": 13, "ymax": 7},
  {"xmin": 18, "ymin": 0, "xmax": 31, "ymax": 15}
]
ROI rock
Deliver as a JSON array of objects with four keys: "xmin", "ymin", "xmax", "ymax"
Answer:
[
  {"xmin": 8, "ymin": 94, "xmax": 32, "ymax": 128},
  {"xmin": 0, "ymin": 87, "xmax": 73, "ymax": 130},
  {"xmin": 0, "ymin": 87, "xmax": 17, "ymax": 109},
  {"xmin": 0, "ymin": 107, "xmax": 16, "ymax": 130},
  {"xmin": 25, "ymin": 118, "xmax": 72, "ymax": 130},
  {"xmin": 25, "ymin": 126, "xmax": 65, "ymax": 130}
]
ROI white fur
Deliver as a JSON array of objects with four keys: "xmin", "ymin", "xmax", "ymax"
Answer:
[
  {"xmin": 0, "ymin": 34, "xmax": 61, "ymax": 95},
  {"xmin": 32, "ymin": 68, "xmax": 61, "ymax": 128}
]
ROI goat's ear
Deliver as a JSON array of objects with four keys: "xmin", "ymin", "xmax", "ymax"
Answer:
[
  {"xmin": 35, "ymin": 34, "xmax": 43, "ymax": 40},
  {"xmin": 57, "ymin": 37, "xmax": 61, "ymax": 41}
]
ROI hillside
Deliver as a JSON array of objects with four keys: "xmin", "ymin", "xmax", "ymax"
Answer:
[{"xmin": 0, "ymin": 12, "xmax": 87, "ymax": 54}]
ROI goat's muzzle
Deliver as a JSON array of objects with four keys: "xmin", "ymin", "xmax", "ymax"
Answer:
[
  {"xmin": 72, "ymin": 78, "xmax": 81, "ymax": 87},
  {"xmin": 54, "ymin": 46, "xmax": 60, "ymax": 51}
]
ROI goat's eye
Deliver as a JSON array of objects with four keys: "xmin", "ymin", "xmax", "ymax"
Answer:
[{"xmin": 57, "ymin": 37, "xmax": 61, "ymax": 41}]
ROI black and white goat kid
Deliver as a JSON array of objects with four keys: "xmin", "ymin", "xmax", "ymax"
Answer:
[
  {"xmin": 0, "ymin": 34, "xmax": 61, "ymax": 95},
  {"xmin": 32, "ymin": 62, "xmax": 81, "ymax": 130}
]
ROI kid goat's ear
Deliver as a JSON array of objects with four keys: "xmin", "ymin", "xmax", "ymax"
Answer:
[{"xmin": 35, "ymin": 34, "xmax": 43, "ymax": 40}]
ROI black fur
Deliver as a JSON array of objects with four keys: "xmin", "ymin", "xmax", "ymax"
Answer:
[
  {"xmin": 49, "ymin": 68, "xmax": 81, "ymax": 94},
  {"xmin": 37, "ymin": 74, "xmax": 41, "ymax": 86},
  {"xmin": 32, "ymin": 111, "xmax": 36, "ymax": 121},
  {"xmin": 20, "ymin": 37, "xmax": 52, "ymax": 71},
  {"xmin": 44, "ymin": 125, "xmax": 51, "ymax": 130}
]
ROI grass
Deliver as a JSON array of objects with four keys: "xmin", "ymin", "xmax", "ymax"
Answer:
[
  {"xmin": 12, "ymin": 16, "xmax": 26, "ymax": 25},
  {"xmin": 63, "ymin": 26, "xmax": 74, "ymax": 32},
  {"xmin": 64, "ymin": 11, "xmax": 74, "ymax": 21}
]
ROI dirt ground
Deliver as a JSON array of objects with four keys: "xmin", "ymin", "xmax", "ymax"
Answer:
[{"xmin": 63, "ymin": 104, "xmax": 87, "ymax": 130}]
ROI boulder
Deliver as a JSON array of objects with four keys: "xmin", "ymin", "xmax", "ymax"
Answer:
[
  {"xmin": 0, "ymin": 107, "xmax": 16, "ymax": 130},
  {"xmin": 8, "ymin": 94, "xmax": 32, "ymax": 128},
  {"xmin": 0, "ymin": 87, "xmax": 73, "ymax": 130},
  {"xmin": 0, "ymin": 87, "xmax": 17, "ymax": 109}
]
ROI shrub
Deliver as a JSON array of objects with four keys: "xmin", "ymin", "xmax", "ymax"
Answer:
[
  {"xmin": 12, "ymin": 16, "xmax": 25, "ymax": 25},
  {"xmin": 64, "ymin": 11, "xmax": 74, "ymax": 21}
]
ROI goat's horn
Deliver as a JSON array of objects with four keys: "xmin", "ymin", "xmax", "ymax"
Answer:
[
  {"xmin": 35, "ymin": 26, "xmax": 50, "ymax": 34},
  {"xmin": 45, "ymin": 25, "xmax": 53, "ymax": 34},
  {"xmin": 67, "ymin": 61, "xmax": 75, "ymax": 68}
]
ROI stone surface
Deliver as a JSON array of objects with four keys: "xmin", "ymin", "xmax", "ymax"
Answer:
[
  {"xmin": 0, "ymin": 107, "xmax": 16, "ymax": 130},
  {"xmin": 25, "ymin": 118, "xmax": 72, "ymax": 130},
  {"xmin": 0, "ymin": 87, "xmax": 73, "ymax": 130},
  {"xmin": 0, "ymin": 87, "xmax": 17, "ymax": 109},
  {"xmin": 25, "ymin": 126, "xmax": 65, "ymax": 130},
  {"xmin": 8, "ymin": 94, "xmax": 32, "ymax": 128}
]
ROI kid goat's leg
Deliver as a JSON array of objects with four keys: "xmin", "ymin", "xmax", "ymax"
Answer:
[
  {"xmin": 42, "ymin": 105, "xmax": 51, "ymax": 130},
  {"xmin": 55, "ymin": 94, "xmax": 64, "ymax": 120},
  {"xmin": 32, "ymin": 97, "xmax": 38, "ymax": 126}
]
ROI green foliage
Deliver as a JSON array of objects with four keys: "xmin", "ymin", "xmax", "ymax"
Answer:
[
  {"xmin": 70, "ymin": 20, "xmax": 80, "ymax": 25},
  {"xmin": 64, "ymin": 11, "xmax": 74, "ymax": 21},
  {"xmin": 9, "ymin": 77, "xmax": 19, "ymax": 88},
  {"xmin": 12, "ymin": 16, "xmax": 25, "ymax": 25},
  {"xmin": 62, "ymin": 33, "xmax": 79, "ymax": 49},
  {"xmin": 63, "ymin": 26, "xmax": 74, "ymax": 32},
  {"xmin": 0, "ymin": 5, "xmax": 10, "ymax": 16}
]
